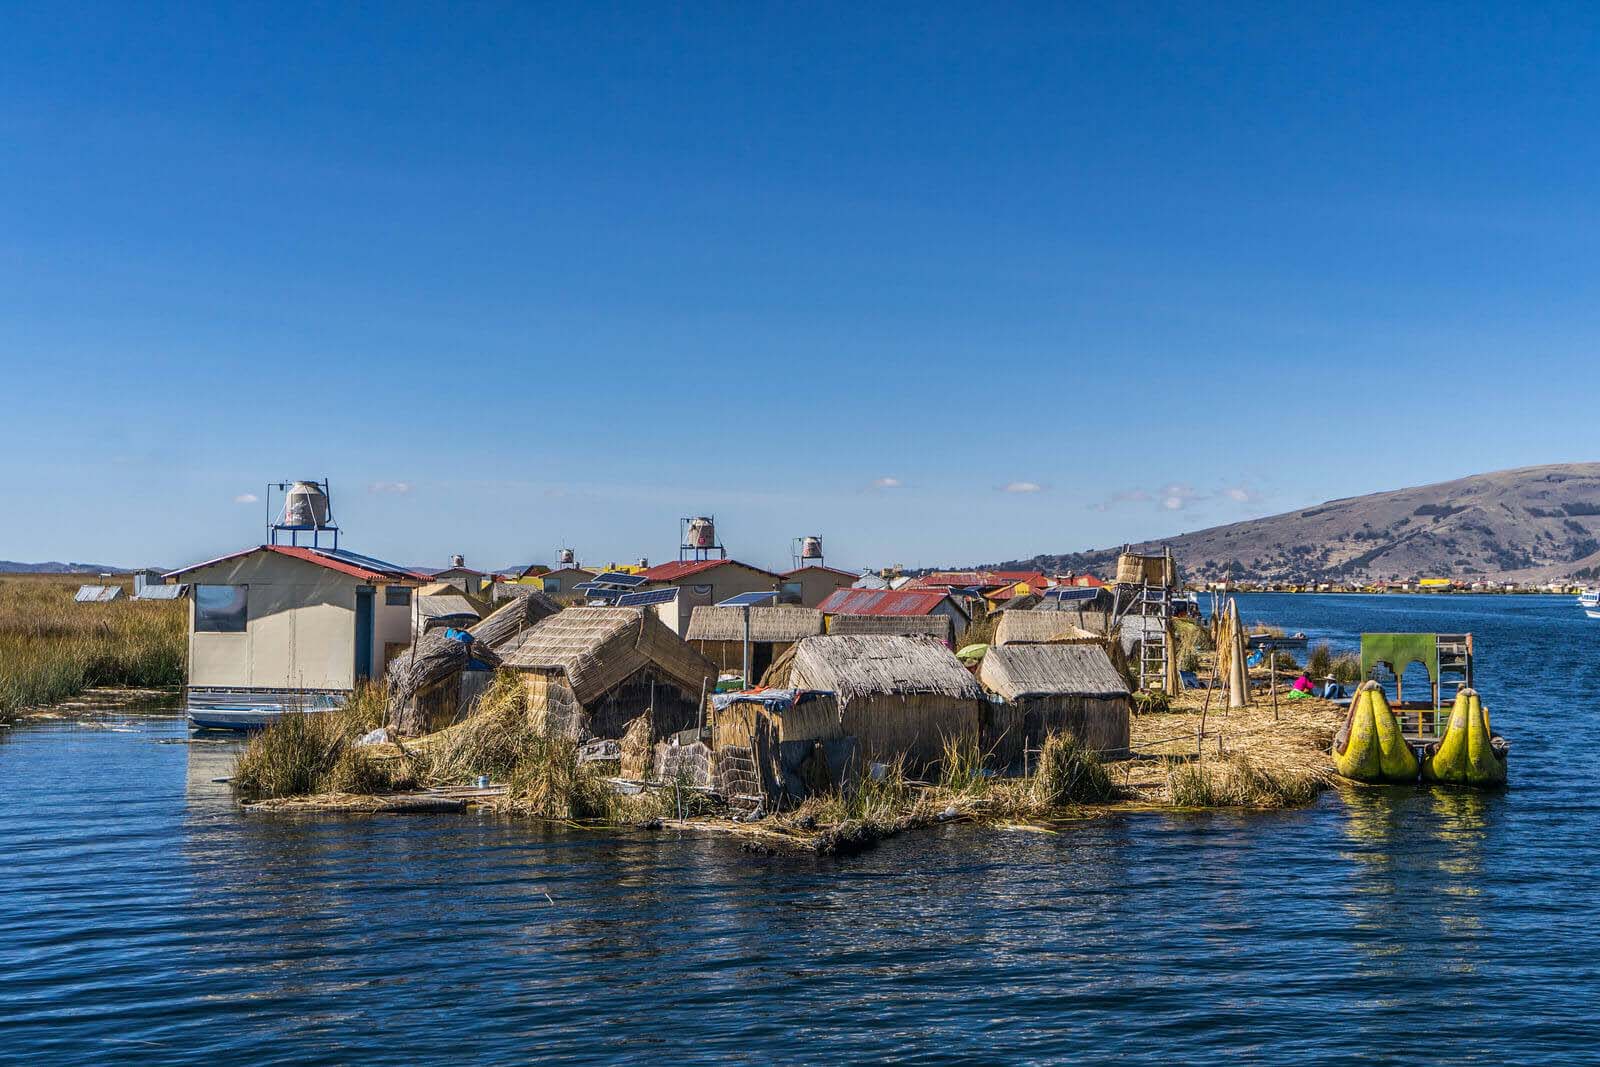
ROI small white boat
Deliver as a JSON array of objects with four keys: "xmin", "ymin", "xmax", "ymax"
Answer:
[
  {"xmin": 1587, "ymin": 608, "xmax": 1600, "ymax": 620},
  {"xmin": 1580, "ymin": 589, "xmax": 1600, "ymax": 609},
  {"xmin": 186, "ymin": 687, "xmax": 345, "ymax": 731}
]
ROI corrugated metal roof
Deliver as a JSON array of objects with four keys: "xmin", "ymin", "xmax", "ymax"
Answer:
[
  {"xmin": 816, "ymin": 588, "xmax": 952, "ymax": 617},
  {"xmin": 166, "ymin": 545, "xmax": 428, "ymax": 584},
  {"xmin": 780, "ymin": 564, "xmax": 859, "ymax": 579},
  {"xmin": 74, "ymin": 585, "xmax": 123, "ymax": 603},
  {"xmin": 639, "ymin": 559, "xmax": 781, "ymax": 583},
  {"xmin": 133, "ymin": 583, "xmax": 186, "ymax": 600}
]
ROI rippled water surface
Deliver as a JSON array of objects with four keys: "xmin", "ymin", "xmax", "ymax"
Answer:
[{"xmin": 3, "ymin": 595, "xmax": 1598, "ymax": 1064}]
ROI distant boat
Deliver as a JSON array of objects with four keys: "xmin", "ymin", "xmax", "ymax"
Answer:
[
  {"xmin": 1587, "ymin": 608, "xmax": 1600, "ymax": 620},
  {"xmin": 1580, "ymin": 589, "xmax": 1600, "ymax": 609}
]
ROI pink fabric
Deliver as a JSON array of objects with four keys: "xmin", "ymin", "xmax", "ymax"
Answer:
[{"xmin": 1292, "ymin": 675, "xmax": 1313, "ymax": 692}]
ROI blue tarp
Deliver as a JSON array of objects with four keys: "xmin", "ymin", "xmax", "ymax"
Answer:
[{"xmin": 710, "ymin": 688, "xmax": 835, "ymax": 713}]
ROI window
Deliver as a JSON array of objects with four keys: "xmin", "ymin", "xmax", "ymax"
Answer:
[
  {"xmin": 782, "ymin": 582, "xmax": 803, "ymax": 600},
  {"xmin": 385, "ymin": 586, "xmax": 412, "ymax": 607},
  {"xmin": 543, "ymin": 578, "xmax": 562, "ymax": 593},
  {"xmin": 195, "ymin": 585, "xmax": 248, "ymax": 632}
]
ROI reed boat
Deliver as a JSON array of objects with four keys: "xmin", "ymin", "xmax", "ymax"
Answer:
[
  {"xmin": 1420, "ymin": 688, "xmax": 1508, "ymax": 787},
  {"xmin": 1332, "ymin": 682, "xmax": 1419, "ymax": 783},
  {"xmin": 1331, "ymin": 633, "xmax": 1508, "ymax": 787}
]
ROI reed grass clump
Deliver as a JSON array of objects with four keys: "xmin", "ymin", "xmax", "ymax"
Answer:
[
  {"xmin": 1166, "ymin": 753, "xmax": 1325, "ymax": 808},
  {"xmin": 938, "ymin": 734, "xmax": 989, "ymax": 794},
  {"xmin": 231, "ymin": 684, "xmax": 398, "ymax": 798},
  {"xmin": 0, "ymin": 575, "xmax": 186, "ymax": 721},
  {"xmin": 1330, "ymin": 653, "xmax": 1362, "ymax": 684},
  {"xmin": 1031, "ymin": 731, "xmax": 1118, "ymax": 805},
  {"xmin": 426, "ymin": 671, "xmax": 543, "ymax": 783},
  {"xmin": 505, "ymin": 735, "xmax": 620, "ymax": 820}
]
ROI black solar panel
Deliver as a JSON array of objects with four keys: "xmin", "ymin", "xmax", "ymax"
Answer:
[{"xmin": 617, "ymin": 588, "xmax": 678, "ymax": 607}]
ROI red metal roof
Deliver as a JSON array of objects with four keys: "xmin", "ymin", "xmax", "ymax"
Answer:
[
  {"xmin": 780, "ymin": 564, "xmax": 859, "ymax": 579},
  {"xmin": 640, "ymin": 559, "xmax": 781, "ymax": 583},
  {"xmin": 166, "ymin": 545, "xmax": 429, "ymax": 584},
  {"xmin": 817, "ymin": 588, "xmax": 953, "ymax": 616},
  {"xmin": 909, "ymin": 571, "xmax": 1000, "ymax": 589}
]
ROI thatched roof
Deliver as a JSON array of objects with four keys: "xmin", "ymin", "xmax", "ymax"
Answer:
[
  {"xmin": 993, "ymin": 611, "xmax": 1103, "ymax": 647},
  {"xmin": 978, "ymin": 644, "xmax": 1129, "ymax": 701},
  {"xmin": 500, "ymin": 606, "xmax": 715, "ymax": 706},
  {"xmin": 686, "ymin": 605, "xmax": 824, "ymax": 643},
  {"xmin": 826, "ymin": 613, "xmax": 955, "ymax": 645},
  {"xmin": 469, "ymin": 588, "xmax": 561, "ymax": 651},
  {"xmin": 787, "ymin": 635, "xmax": 984, "ymax": 704},
  {"xmin": 418, "ymin": 594, "xmax": 480, "ymax": 621}
]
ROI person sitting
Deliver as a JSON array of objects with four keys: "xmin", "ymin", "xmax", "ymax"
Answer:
[
  {"xmin": 1291, "ymin": 672, "xmax": 1313, "ymax": 693},
  {"xmin": 1320, "ymin": 675, "xmax": 1347, "ymax": 700}
]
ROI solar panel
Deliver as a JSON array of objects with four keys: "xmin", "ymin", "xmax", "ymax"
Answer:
[
  {"xmin": 617, "ymin": 587, "xmax": 679, "ymax": 608},
  {"xmin": 591, "ymin": 571, "xmax": 648, "ymax": 588},
  {"xmin": 717, "ymin": 590, "xmax": 779, "ymax": 608},
  {"xmin": 1044, "ymin": 586, "xmax": 1100, "ymax": 602}
]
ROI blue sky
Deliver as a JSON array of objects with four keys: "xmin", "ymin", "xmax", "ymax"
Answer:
[{"xmin": 4, "ymin": 3, "xmax": 1599, "ymax": 572}]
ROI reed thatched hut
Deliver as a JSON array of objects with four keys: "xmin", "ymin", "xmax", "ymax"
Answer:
[
  {"xmin": 385, "ymin": 590, "xmax": 562, "ymax": 735},
  {"xmin": 992, "ymin": 611, "xmax": 1104, "ymax": 647},
  {"xmin": 826, "ymin": 613, "xmax": 956, "ymax": 647},
  {"xmin": 386, "ymin": 632, "xmax": 503, "ymax": 735},
  {"xmin": 708, "ymin": 689, "xmax": 849, "ymax": 807},
  {"xmin": 685, "ymin": 605, "xmax": 824, "ymax": 676},
  {"xmin": 499, "ymin": 606, "xmax": 716, "ymax": 741},
  {"xmin": 977, "ymin": 644, "xmax": 1131, "ymax": 766},
  {"xmin": 776, "ymin": 634, "xmax": 984, "ymax": 768}
]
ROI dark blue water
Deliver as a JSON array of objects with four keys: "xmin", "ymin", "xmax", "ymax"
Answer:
[{"xmin": 3, "ymin": 595, "xmax": 1597, "ymax": 1065}]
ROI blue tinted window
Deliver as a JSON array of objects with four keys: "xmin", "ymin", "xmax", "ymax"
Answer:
[{"xmin": 195, "ymin": 585, "xmax": 248, "ymax": 632}]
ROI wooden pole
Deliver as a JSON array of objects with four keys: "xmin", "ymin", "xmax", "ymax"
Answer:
[
  {"xmin": 1269, "ymin": 641, "xmax": 1279, "ymax": 721},
  {"xmin": 742, "ymin": 605, "xmax": 752, "ymax": 688}
]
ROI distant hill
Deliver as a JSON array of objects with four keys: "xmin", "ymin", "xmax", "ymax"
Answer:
[
  {"xmin": 0, "ymin": 561, "xmax": 138, "ymax": 574},
  {"xmin": 992, "ymin": 463, "xmax": 1600, "ymax": 584}
]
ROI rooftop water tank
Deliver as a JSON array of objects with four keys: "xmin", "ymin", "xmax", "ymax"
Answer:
[
  {"xmin": 799, "ymin": 536, "xmax": 824, "ymax": 560},
  {"xmin": 450, "ymin": 554, "xmax": 465, "ymax": 568},
  {"xmin": 283, "ymin": 480, "xmax": 331, "ymax": 528},
  {"xmin": 686, "ymin": 516, "xmax": 717, "ymax": 549},
  {"xmin": 557, "ymin": 547, "xmax": 576, "ymax": 565}
]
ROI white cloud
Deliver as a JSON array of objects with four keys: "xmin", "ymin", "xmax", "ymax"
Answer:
[
  {"xmin": 871, "ymin": 476, "xmax": 904, "ymax": 490},
  {"xmin": 369, "ymin": 481, "xmax": 413, "ymax": 495},
  {"xmin": 1160, "ymin": 483, "xmax": 1199, "ymax": 510},
  {"xmin": 1002, "ymin": 481, "xmax": 1043, "ymax": 494},
  {"xmin": 234, "ymin": 493, "xmax": 259, "ymax": 504},
  {"xmin": 1223, "ymin": 485, "xmax": 1255, "ymax": 504}
]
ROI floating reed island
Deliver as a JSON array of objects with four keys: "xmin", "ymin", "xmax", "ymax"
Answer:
[{"xmin": 231, "ymin": 559, "xmax": 1358, "ymax": 853}]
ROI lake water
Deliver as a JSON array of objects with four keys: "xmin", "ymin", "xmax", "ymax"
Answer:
[{"xmin": 3, "ymin": 594, "xmax": 1597, "ymax": 1064}]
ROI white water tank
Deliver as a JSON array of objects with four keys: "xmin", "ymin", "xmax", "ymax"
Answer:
[
  {"xmin": 450, "ymin": 554, "xmax": 465, "ymax": 568},
  {"xmin": 558, "ymin": 547, "xmax": 576, "ymax": 565},
  {"xmin": 283, "ymin": 480, "xmax": 331, "ymax": 528},
  {"xmin": 799, "ymin": 536, "xmax": 824, "ymax": 560},
  {"xmin": 686, "ymin": 516, "xmax": 717, "ymax": 549},
  {"xmin": 638, "ymin": 558, "xmax": 649, "ymax": 568}
]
